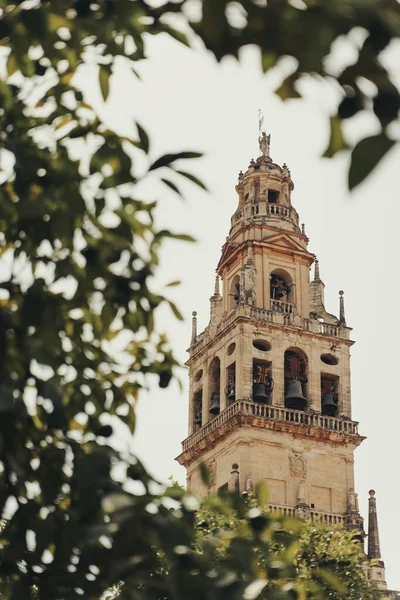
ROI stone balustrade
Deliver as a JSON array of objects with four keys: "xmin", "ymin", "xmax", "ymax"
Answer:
[
  {"xmin": 190, "ymin": 305, "xmax": 351, "ymax": 357},
  {"xmin": 269, "ymin": 299, "xmax": 294, "ymax": 314},
  {"xmin": 268, "ymin": 503, "xmax": 345, "ymax": 525},
  {"xmin": 181, "ymin": 401, "xmax": 360, "ymax": 452},
  {"xmin": 231, "ymin": 203, "xmax": 299, "ymax": 226}
]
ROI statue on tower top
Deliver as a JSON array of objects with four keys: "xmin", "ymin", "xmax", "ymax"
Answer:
[{"xmin": 259, "ymin": 131, "xmax": 271, "ymax": 158}]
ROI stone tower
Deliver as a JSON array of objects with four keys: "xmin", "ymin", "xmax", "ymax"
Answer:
[
  {"xmin": 177, "ymin": 134, "xmax": 363, "ymax": 523},
  {"xmin": 176, "ymin": 133, "xmax": 398, "ymax": 595},
  {"xmin": 176, "ymin": 132, "xmax": 394, "ymax": 557}
]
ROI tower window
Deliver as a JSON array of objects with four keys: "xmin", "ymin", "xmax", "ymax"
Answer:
[
  {"xmin": 253, "ymin": 340, "xmax": 271, "ymax": 352},
  {"xmin": 284, "ymin": 349, "xmax": 308, "ymax": 411},
  {"xmin": 193, "ymin": 389, "xmax": 202, "ymax": 429},
  {"xmin": 268, "ymin": 190, "xmax": 279, "ymax": 204},
  {"xmin": 227, "ymin": 342, "xmax": 236, "ymax": 356},
  {"xmin": 209, "ymin": 356, "xmax": 221, "ymax": 417},
  {"xmin": 270, "ymin": 270, "xmax": 293, "ymax": 303},
  {"xmin": 253, "ymin": 359, "xmax": 273, "ymax": 404},
  {"xmin": 321, "ymin": 374, "xmax": 339, "ymax": 417},
  {"xmin": 226, "ymin": 362, "xmax": 236, "ymax": 403},
  {"xmin": 321, "ymin": 353, "xmax": 339, "ymax": 366},
  {"xmin": 229, "ymin": 274, "xmax": 241, "ymax": 311}
]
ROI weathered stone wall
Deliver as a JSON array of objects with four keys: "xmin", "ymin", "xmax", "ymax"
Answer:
[{"xmin": 186, "ymin": 425, "xmax": 357, "ymax": 515}]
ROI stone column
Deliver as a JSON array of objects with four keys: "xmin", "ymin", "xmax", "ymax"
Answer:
[{"xmin": 273, "ymin": 343, "xmax": 285, "ymax": 407}]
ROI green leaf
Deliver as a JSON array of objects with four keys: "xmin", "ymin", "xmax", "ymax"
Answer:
[
  {"xmin": 136, "ymin": 122, "xmax": 150, "ymax": 153},
  {"xmin": 199, "ymin": 461, "xmax": 211, "ymax": 486},
  {"xmin": 156, "ymin": 230, "xmax": 196, "ymax": 243},
  {"xmin": 166, "ymin": 280, "xmax": 181, "ymax": 287},
  {"xmin": 261, "ymin": 51, "xmax": 278, "ymax": 73},
  {"xmin": 149, "ymin": 151, "xmax": 203, "ymax": 171},
  {"xmin": 175, "ymin": 169, "xmax": 207, "ymax": 190},
  {"xmin": 99, "ymin": 65, "xmax": 112, "ymax": 101},
  {"xmin": 161, "ymin": 24, "xmax": 190, "ymax": 47},
  {"xmin": 322, "ymin": 116, "xmax": 349, "ymax": 158},
  {"xmin": 6, "ymin": 54, "xmax": 18, "ymax": 77},
  {"xmin": 161, "ymin": 177, "xmax": 182, "ymax": 196},
  {"xmin": 348, "ymin": 134, "xmax": 395, "ymax": 190},
  {"xmin": 274, "ymin": 73, "xmax": 302, "ymax": 101},
  {"xmin": 168, "ymin": 300, "xmax": 183, "ymax": 321}
]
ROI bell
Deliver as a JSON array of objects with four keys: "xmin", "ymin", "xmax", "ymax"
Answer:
[
  {"xmin": 285, "ymin": 379, "xmax": 307, "ymax": 411},
  {"xmin": 209, "ymin": 392, "xmax": 220, "ymax": 415},
  {"xmin": 253, "ymin": 382, "xmax": 270, "ymax": 404},
  {"xmin": 194, "ymin": 410, "xmax": 202, "ymax": 425},
  {"xmin": 321, "ymin": 393, "xmax": 337, "ymax": 417},
  {"xmin": 274, "ymin": 286, "xmax": 284, "ymax": 299}
]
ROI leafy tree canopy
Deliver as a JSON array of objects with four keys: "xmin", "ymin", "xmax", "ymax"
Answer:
[
  {"xmin": 109, "ymin": 487, "xmax": 382, "ymax": 600},
  {"xmin": 0, "ymin": 0, "xmax": 396, "ymax": 598}
]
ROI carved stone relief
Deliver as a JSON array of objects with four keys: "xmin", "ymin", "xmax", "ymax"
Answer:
[{"xmin": 289, "ymin": 451, "xmax": 307, "ymax": 478}]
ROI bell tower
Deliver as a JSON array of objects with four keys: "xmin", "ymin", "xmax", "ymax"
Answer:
[{"xmin": 176, "ymin": 133, "xmax": 365, "ymax": 526}]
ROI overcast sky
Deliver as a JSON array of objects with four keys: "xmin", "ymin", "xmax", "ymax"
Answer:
[{"xmin": 85, "ymin": 25, "xmax": 400, "ymax": 590}]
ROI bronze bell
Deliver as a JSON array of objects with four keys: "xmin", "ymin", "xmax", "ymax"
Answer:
[
  {"xmin": 321, "ymin": 393, "xmax": 337, "ymax": 417},
  {"xmin": 209, "ymin": 392, "xmax": 220, "ymax": 415},
  {"xmin": 274, "ymin": 287, "xmax": 284, "ymax": 299},
  {"xmin": 253, "ymin": 382, "xmax": 271, "ymax": 404},
  {"xmin": 285, "ymin": 379, "xmax": 307, "ymax": 411},
  {"xmin": 194, "ymin": 410, "xmax": 202, "ymax": 425}
]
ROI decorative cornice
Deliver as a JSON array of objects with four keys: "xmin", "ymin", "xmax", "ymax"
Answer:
[{"xmin": 176, "ymin": 401, "xmax": 364, "ymax": 466}]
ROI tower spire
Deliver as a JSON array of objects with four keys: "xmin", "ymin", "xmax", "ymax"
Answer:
[
  {"xmin": 367, "ymin": 489, "xmax": 382, "ymax": 559},
  {"xmin": 191, "ymin": 311, "xmax": 197, "ymax": 345},
  {"xmin": 314, "ymin": 259, "xmax": 321, "ymax": 282},
  {"xmin": 339, "ymin": 290, "xmax": 346, "ymax": 326},
  {"xmin": 214, "ymin": 274, "xmax": 220, "ymax": 295}
]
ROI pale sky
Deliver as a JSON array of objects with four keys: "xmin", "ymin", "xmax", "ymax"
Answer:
[{"xmin": 80, "ymin": 25, "xmax": 400, "ymax": 590}]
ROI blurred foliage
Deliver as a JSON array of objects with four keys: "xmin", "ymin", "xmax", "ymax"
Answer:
[
  {"xmin": 193, "ymin": 490, "xmax": 382, "ymax": 600},
  {"xmin": 0, "ymin": 0, "xmax": 394, "ymax": 598},
  {"xmin": 109, "ymin": 487, "xmax": 382, "ymax": 600},
  {"xmin": 192, "ymin": 0, "xmax": 400, "ymax": 189}
]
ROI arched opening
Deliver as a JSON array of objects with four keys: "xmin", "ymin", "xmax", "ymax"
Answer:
[
  {"xmin": 253, "ymin": 359, "xmax": 273, "ymax": 404},
  {"xmin": 270, "ymin": 269, "xmax": 294, "ymax": 304},
  {"xmin": 284, "ymin": 348, "xmax": 308, "ymax": 411},
  {"xmin": 268, "ymin": 189, "xmax": 279, "ymax": 204},
  {"xmin": 225, "ymin": 362, "xmax": 236, "ymax": 404},
  {"xmin": 321, "ymin": 374, "xmax": 339, "ymax": 417},
  {"xmin": 193, "ymin": 389, "xmax": 202, "ymax": 429},
  {"xmin": 208, "ymin": 356, "xmax": 221, "ymax": 417},
  {"xmin": 229, "ymin": 274, "xmax": 240, "ymax": 311}
]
